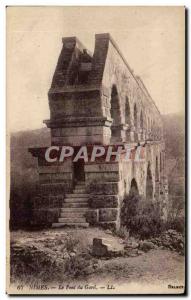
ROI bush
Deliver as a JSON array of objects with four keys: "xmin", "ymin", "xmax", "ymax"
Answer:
[
  {"xmin": 64, "ymin": 254, "xmax": 92, "ymax": 277},
  {"xmin": 121, "ymin": 194, "xmax": 165, "ymax": 239},
  {"xmin": 64, "ymin": 235, "xmax": 79, "ymax": 252},
  {"xmin": 10, "ymin": 243, "xmax": 64, "ymax": 284},
  {"xmin": 165, "ymin": 216, "xmax": 185, "ymax": 234},
  {"xmin": 115, "ymin": 226, "xmax": 129, "ymax": 239},
  {"xmin": 10, "ymin": 234, "xmax": 93, "ymax": 284}
]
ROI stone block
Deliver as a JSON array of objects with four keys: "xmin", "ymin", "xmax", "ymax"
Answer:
[
  {"xmin": 39, "ymin": 182, "xmax": 73, "ymax": 195},
  {"xmin": 85, "ymin": 172, "xmax": 120, "ymax": 182},
  {"xmin": 38, "ymin": 165, "xmax": 71, "ymax": 174},
  {"xmin": 51, "ymin": 173, "xmax": 73, "ymax": 182},
  {"xmin": 99, "ymin": 221, "xmax": 119, "ymax": 230},
  {"xmin": 51, "ymin": 134, "xmax": 110, "ymax": 146},
  {"xmin": 85, "ymin": 209, "xmax": 99, "ymax": 225},
  {"xmin": 92, "ymin": 237, "xmax": 124, "ymax": 257},
  {"xmin": 45, "ymin": 173, "xmax": 72, "ymax": 184},
  {"xmin": 88, "ymin": 181, "xmax": 122, "ymax": 195},
  {"xmin": 99, "ymin": 208, "xmax": 118, "ymax": 222},
  {"xmin": 89, "ymin": 195, "xmax": 119, "ymax": 208},
  {"xmin": 46, "ymin": 208, "xmax": 60, "ymax": 223},
  {"xmin": 52, "ymin": 126, "xmax": 110, "ymax": 137},
  {"xmin": 85, "ymin": 163, "xmax": 119, "ymax": 173},
  {"xmin": 32, "ymin": 208, "xmax": 60, "ymax": 226}
]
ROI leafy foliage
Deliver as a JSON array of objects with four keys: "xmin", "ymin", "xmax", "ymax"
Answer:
[{"xmin": 121, "ymin": 194, "xmax": 165, "ymax": 239}]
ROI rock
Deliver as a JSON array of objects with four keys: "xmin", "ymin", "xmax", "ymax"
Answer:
[
  {"xmin": 70, "ymin": 252, "xmax": 76, "ymax": 257},
  {"xmin": 162, "ymin": 241, "xmax": 171, "ymax": 247},
  {"xmin": 167, "ymin": 229, "xmax": 177, "ymax": 235},
  {"xmin": 105, "ymin": 229, "xmax": 113, "ymax": 235},
  {"xmin": 93, "ymin": 263, "xmax": 99, "ymax": 269},
  {"xmin": 125, "ymin": 241, "xmax": 139, "ymax": 249},
  {"xmin": 179, "ymin": 243, "xmax": 184, "ymax": 249},
  {"xmin": 139, "ymin": 241, "xmax": 156, "ymax": 252},
  {"xmin": 92, "ymin": 238, "xmax": 124, "ymax": 257},
  {"xmin": 128, "ymin": 252, "xmax": 138, "ymax": 257}
]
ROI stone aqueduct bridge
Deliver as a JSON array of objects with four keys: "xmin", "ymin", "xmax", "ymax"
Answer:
[{"xmin": 30, "ymin": 33, "xmax": 168, "ymax": 229}]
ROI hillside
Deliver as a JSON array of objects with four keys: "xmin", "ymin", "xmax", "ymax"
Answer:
[
  {"xmin": 163, "ymin": 113, "xmax": 185, "ymax": 159},
  {"xmin": 10, "ymin": 127, "xmax": 51, "ymax": 186}
]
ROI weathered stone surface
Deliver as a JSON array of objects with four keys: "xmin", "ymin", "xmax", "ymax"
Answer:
[
  {"xmin": 89, "ymin": 195, "xmax": 119, "ymax": 208},
  {"xmin": 39, "ymin": 182, "xmax": 72, "ymax": 195},
  {"xmin": 31, "ymin": 208, "xmax": 60, "ymax": 226},
  {"xmin": 92, "ymin": 238, "xmax": 124, "ymax": 257},
  {"xmin": 99, "ymin": 208, "xmax": 118, "ymax": 222},
  {"xmin": 33, "ymin": 194, "xmax": 63, "ymax": 209},
  {"xmin": 85, "ymin": 209, "xmax": 99, "ymax": 225},
  {"xmin": 39, "ymin": 172, "xmax": 72, "ymax": 184},
  {"xmin": 85, "ymin": 172, "xmax": 120, "ymax": 182},
  {"xmin": 139, "ymin": 241, "xmax": 156, "ymax": 252},
  {"xmin": 99, "ymin": 221, "xmax": 119, "ymax": 231},
  {"xmin": 29, "ymin": 33, "xmax": 168, "ymax": 228},
  {"xmin": 88, "ymin": 182, "xmax": 121, "ymax": 195},
  {"xmin": 85, "ymin": 163, "xmax": 119, "ymax": 173}
]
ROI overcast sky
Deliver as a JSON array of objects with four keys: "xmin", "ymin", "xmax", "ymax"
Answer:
[{"xmin": 7, "ymin": 6, "xmax": 185, "ymax": 132}]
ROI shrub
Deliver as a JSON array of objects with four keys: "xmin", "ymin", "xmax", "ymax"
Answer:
[
  {"xmin": 64, "ymin": 254, "xmax": 92, "ymax": 277},
  {"xmin": 121, "ymin": 194, "xmax": 165, "ymax": 239},
  {"xmin": 64, "ymin": 235, "xmax": 79, "ymax": 252},
  {"xmin": 115, "ymin": 226, "xmax": 129, "ymax": 239},
  {"xmin": 165, "ymin": 215, "xmax": 185, "ymax": 234}
]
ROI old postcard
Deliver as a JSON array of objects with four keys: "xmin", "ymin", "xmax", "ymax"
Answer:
[{"xmin": 7, "ymin": 6, "xmax": 185, "ymax": 295}]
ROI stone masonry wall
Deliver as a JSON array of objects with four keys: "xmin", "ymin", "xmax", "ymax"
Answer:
[{"xmin": 29, "ymin": 33, "xmax": 168, "ymax": 229}]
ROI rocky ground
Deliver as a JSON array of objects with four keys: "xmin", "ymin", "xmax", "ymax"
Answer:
[{"xmin": 9, "ymin": 228, "xmax": 185, "ymax": 294}]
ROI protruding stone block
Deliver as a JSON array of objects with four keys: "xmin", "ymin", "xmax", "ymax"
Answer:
[{"xmin": 92, "ymin": 237, "xmax": 124, "ymax": 257}]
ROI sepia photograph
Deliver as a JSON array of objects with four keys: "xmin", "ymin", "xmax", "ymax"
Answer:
[{"xmin": 6, "ymin": 6, "xmax": 185, "ymax": 295}]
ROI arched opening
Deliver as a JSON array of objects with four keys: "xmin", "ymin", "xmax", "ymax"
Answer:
[
  {"xmin": 155, "ymin": 156, "xmax": 159, "ymax": 181},
  {"xmin": 146, "ymin": 162, "xmax": 153, "ymax": 201},
  {"xmin": 140, "ymin": 110, "xmax": 144, "ymax": 140},
  {"xmin": 140, "ymin": 110, "xmax": 144, "ymax": 129},
  {"xmin": 155, "ymin": 156, "xmax": 160, "ymax": 201},
  {"xmin": 121, "ymin": 178, "xmax": 140, "ymax": 229},
  {"xmin": 125, "ymin": 97, "xmax": 131, "ymax": 125},
  {"xmin": 129, "ymin": 178, "xmax": 139, "ymax": 196},
  {"xmin": 160, "ymin": 152, "xmax": 162, "ymax": 172},
  {"xmin": 134, "ymin": 103, "xmax": 138, "ymax": 129},
  {"xmin": 110, "ymin": 85, "xmax": 121, "ymax": 141}
]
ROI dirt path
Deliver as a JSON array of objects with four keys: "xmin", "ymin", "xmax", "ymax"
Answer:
[
  {"xmin": 87, "ymin": 249, "xmax": 184, "ymax": 284},
  {"xmin": 10, "ymin": 228, "xmax": 185, "ymax": 294}
]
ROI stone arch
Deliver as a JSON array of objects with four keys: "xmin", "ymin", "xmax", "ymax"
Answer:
[
  {"xmin": 155, "ymin": 156, "xmax": 159, "ymax": 181},
  {"xmin": 146, "ymin": 162, "xmax": 153, "ymax": 201},
  {"xmin": 140, "ymin": 110, "xmax": 144, "ymax": 129},
  {"xmin": 129, "ymin": 178, "xmax": 139, "ymax": 196},
  {"xmin": 134, "ymin": 103, "xmax": 138, "ymax": 129},
  {"xmin": 146, "ymin": 116, "xmax": 150, "ymax": 138},
  {"xmin": 110, "ymin": 85, "xmax": 122, "ymax": 141},
  {"xmin": 121, "ymin": 178, "xmax": 140, "ymax": 228},
  {"xmin": 140, "ymin": 110, "xmax": 144, "ymax": 140},
  {"xmin": 160, "ymin": 152, "xmax": 162, "ymax": 172},
  {"xmin": 125, "ymin": 96, "xmax": 131, "ymax": 125},
  {"xmin": 155, "ymin": 156, "xmax": 160, "ymax": 201},
  {"xmin": 133, "ymin": 103, "xmax": 138, "ymax": 141}
]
